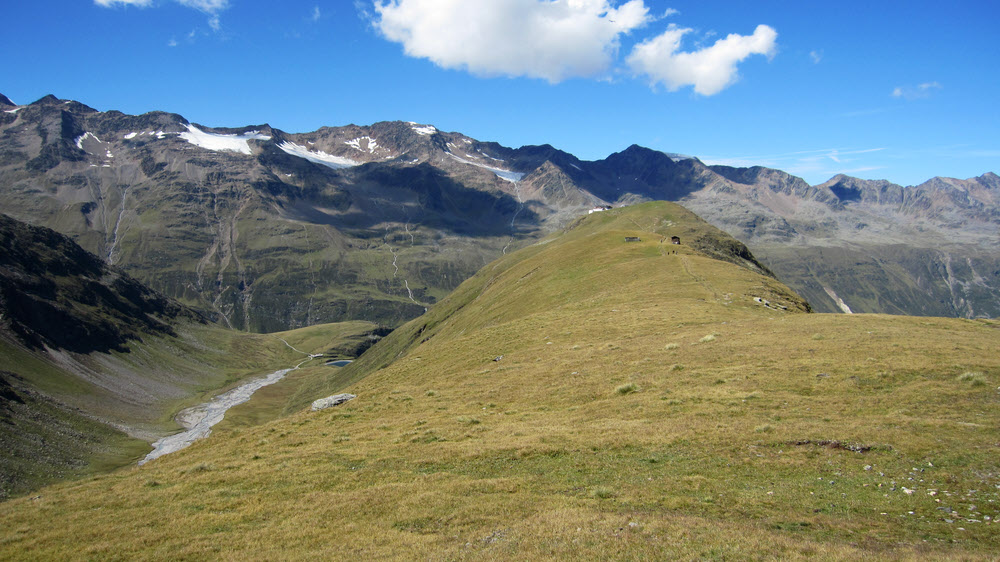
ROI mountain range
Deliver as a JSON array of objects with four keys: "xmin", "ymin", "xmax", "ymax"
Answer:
[{"xmin": 2, "ymin": 93, "xmax": 997, "ymax": 332}]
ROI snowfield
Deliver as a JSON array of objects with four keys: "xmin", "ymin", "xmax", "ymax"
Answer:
[
  {"xmin": 446, "ymin": 152, "xmax": 524, "ymax": 182},
  {"xmin": 178, "ymin": 124, "xmax": 271, "ymax": 155},
  {"xmin": 410, "ymin": 123, "xmax": 437, "ymax": 136},
  {"xmin": 74, "ymin": 131, "xmax": 102, "ymax": 149},
  {"xmin": 345, "ymin": 136, "xmax": 380, "ymax": 154},
  {"xmin": 278, "ymin": 141, "xmax": 359, "ymax": 169}
]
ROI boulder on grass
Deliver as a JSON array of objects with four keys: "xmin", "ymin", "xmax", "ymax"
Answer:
[{"xmin": 311, "ymin": 393, "xmax": 356, "ymax": 411}]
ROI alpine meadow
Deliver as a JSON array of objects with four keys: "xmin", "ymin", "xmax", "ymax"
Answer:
[{"xmin": 2, "ymin": 0, "xmax": 999, "ymax": 559}]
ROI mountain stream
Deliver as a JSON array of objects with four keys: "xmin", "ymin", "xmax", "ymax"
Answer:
[{"xmin": 138, "ymin": 355, "xmax": 316, "ymax": 465}]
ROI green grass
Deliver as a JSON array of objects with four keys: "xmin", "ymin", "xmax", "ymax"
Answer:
[
  {"xmin": 957, "ymin": 371, "xmax": 988, "ymax": 387},
  {"xmin": 1, "ymin": 202, "xmax": 998, "ymax": 559},
  {"xmin": 615, "ymin": 383, "xmax": 640, "ymax": 395}
]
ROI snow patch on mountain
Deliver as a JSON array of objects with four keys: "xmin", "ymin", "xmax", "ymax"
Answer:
[
  {"xmin": 127, "ymin": 131, "xmax": 169, "ymax": 139},
  {"xmin": 278, "ymin": 141, "xmax": 359, "ymax": 169},
  {"xmin": 74, "ymin": 132, "xmax": 102, "ymax": 150},
  {"xmin": 409, "ymin": 123, "xmax": 437, "ymax": 136},
  {"xmin": 178, "ymin": 124, "xmax": 270, "ymax": 155},
  {"xmin": 446, "ymin": 152, "xmax": 524, "ymax": 182},
  {"xmin": 345, "ymin": 136, "xmax": 379, "ymax": 154},
  {"xmin": 478, "ymin": 151, "xmax": 505, "ymax": 163},
  {"xmin": 4, "ymin": 107, "xmax": 22, "ymax": 114}
]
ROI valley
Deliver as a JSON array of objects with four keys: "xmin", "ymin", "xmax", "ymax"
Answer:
[
  {"xmin": 1, "ymin": 202, "xmax": 997, "ymax": 559},
  {"xmin": 0, "ymin": 210, "xmax": 382, "ymax": 498}
]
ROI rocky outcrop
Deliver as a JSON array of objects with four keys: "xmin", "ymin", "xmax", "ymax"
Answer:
[{"xmin": 311, "ymin": 393, "xmax": 356, "ymax": 411}]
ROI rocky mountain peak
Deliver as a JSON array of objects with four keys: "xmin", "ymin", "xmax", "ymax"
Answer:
[
  {"xmin": 0, "ymin": 93, "xmax": 14, "ymax": 107},
  {"xmin": 816, "ymin": 174, "xmax": 904, "ymax": 205},
  {"xmin": 31, "ymin": 94, "xmax": 62, "ymax": 106}
]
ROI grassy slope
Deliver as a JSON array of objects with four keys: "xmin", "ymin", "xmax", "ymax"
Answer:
[
  {"xmin": 1, "ymin": 202, "xmax": 998, "ymax": 559},
  {"xmin": 0, "ymin": 320, "xmax": 375, "ymax": 500},
  {"xmin": 216, "ymin": 320, "xmax": 378, "ymax": 427}
]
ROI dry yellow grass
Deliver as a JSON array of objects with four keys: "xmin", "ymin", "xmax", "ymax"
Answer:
[{"xmin": 1, "ymin": 202, "xmax": 998, "ymax": 559}]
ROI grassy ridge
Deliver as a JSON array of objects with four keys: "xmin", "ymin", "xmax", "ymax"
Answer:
[{"xmin": 1, "ymin": 202, "xmax": 997, "ymax": 558}]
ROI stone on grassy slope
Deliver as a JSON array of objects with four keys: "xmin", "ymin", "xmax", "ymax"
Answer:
[{"xmin": 311, "ymin": 393, "xmax": 356, "ymax": 411}]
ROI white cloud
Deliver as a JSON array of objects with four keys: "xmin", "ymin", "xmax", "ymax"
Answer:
[
  {"xmin": 373, "ymin": 0, "xmax": 652, "ymax": 83},
  {"xmin": 94, "ymin": 0, "xmax": 152, "ymax": 6},
  {"xmin": 892, "ymin": 81, "xmax": 942, "ymax": 100},
  {"xmin": 312, "ymin": 5, "xmax": 321, "ymax": 22},
  {"xmin": 626, "ymin": 23, "xmax": 777, "ymax": 95},
  {"xmin": 809, "ymin": 49, "xmax": 822, "ymax": 64}
]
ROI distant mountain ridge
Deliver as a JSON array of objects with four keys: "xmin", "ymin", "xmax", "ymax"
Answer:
[{"xmin": 1, "ymin": 92, "xmax": 997, "ymax": 326}]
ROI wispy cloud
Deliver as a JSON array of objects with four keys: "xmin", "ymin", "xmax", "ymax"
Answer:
[
  {"xmin": 703, "ymin": 147, "xmax": 888, "ymax": 183},
  {"xmin": 837, "ymin": 166, "xmax": 886, "ymax": 174},
  {"xmin": 95, "ymin": 0, "xmax": 229, "ymax": 32},
  {"xmin": 311, "ymin": 5, "xmax": 322, "ymax": 22},
  {"xmin": 175, "ymin": 0, "xmax": 228, "ymax": 11},
  {"xmin": 706, "ymin": 147, "xmax": 885, "ymax": 163},
  {"xmin": 95, "ymin": 0, "xmax": 151, "ymax": 6},
  {"xmin": 892, "ymin": 81, "xmax": 942, "ymax": 100},
  {"xmin": 809, "ymin": 49, "xmax": 822, "ymax": 64}
]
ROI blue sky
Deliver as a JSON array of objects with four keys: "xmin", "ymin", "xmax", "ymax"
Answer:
[{"xmin": 2, "ymin": 0, "xmax": 998, "ymax": 186}]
